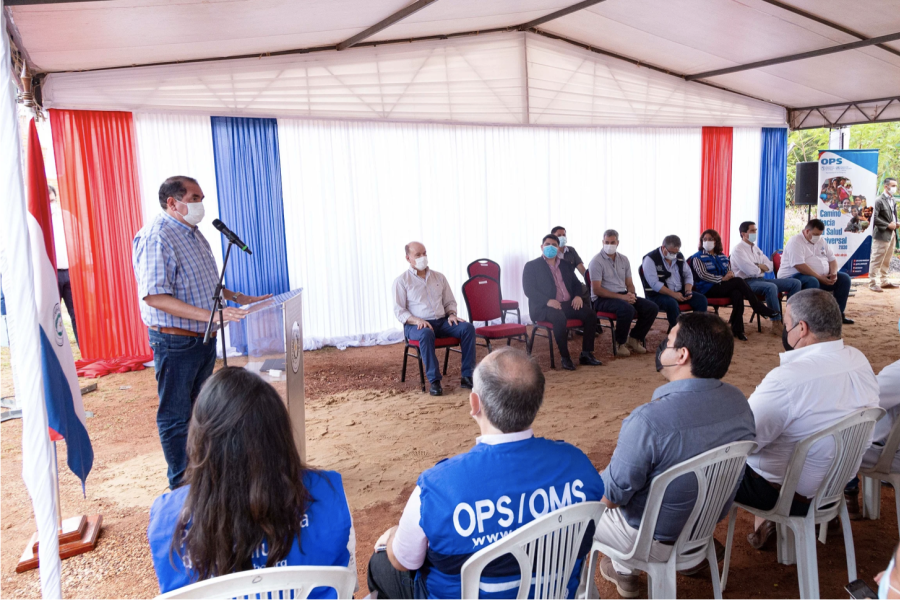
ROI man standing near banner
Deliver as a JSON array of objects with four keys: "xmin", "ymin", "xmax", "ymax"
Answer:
[
  {"xmin": 133, "ymin": 175, "xmax": 269, "ymax": 489},
  {"xmin": 869, "ymin": 177, "xmax": 898, "ymax": 292}
]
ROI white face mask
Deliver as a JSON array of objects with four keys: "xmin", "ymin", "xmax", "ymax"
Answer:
[
  {"xmin": 664, "ymin": 249, "xmax": 679, "ymax": 261},
  {"xmin": 177, "ymin": 200, "xmax": 205, "ymax": 226},
  {"xmin": 603, "ymin": 244, "xmax": 617, "ymax": 255},
  {"xmin": 415, "ymin": 256, "xmax": 428, "ymax": 271},
  {"xmin": 557, "ymin": 235, "xmax": 567, "ymax": 248},
  {"xmin": 702, "ymin": 241, "xmax": 715, "ymax": 252},
  {"xmin": 810, "ymin": 234, "xmax": 822, "ymax": 244}
]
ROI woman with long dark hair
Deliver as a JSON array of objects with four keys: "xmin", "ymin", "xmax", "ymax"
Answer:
[
  {"xmin": 688, "ymin": 229, "xmax": 778, "ymax": 340},
  {"xmin": 148, "ymin": 367, "xmax": 355, "ymax": 596}
]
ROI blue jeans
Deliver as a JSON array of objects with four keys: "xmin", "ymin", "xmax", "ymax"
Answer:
[
  {"xmin": 646, "ymin": 291, "xmax": 708, "ymax": 329},
  {"xmin": 790, "ymin": 272, "xmax": 852, "ymax": 314},
  {"xmin": 404, "ymin": 318, "xmax": 476, "ymax": 383},
  {"xmin": 745, "ymin": 277, "xmax": 801, "ymax": 321},
  {"xmin": 149, "ymin": 328, "xmax": 217, "ymax": 489}
]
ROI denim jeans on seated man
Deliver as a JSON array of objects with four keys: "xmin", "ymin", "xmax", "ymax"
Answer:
[
  {"xmin": 149, "ymin": 328, "xmax": 217, "ymax": 489},
  {"xmin": 790, "ymin": 272, "xmax": 852, "ymax": 314},
  {"xmin": 404, "ymin": 317, "xmax": 476, "ymax": 383},
  {"xmin": 744, "ymin": 277, "xmax": 801, "ymax": 320},
  {"xmin": 646, "ymin": 291, "xmax": 708, "ymax": 329}
]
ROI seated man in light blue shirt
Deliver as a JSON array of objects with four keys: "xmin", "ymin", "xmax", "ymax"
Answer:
[
  {"xmin": 393, "ymin": 241, "xmax": 476, "ymax": 397},
  {"xmin": 639, "ymin": 235, "xmax": 708, "ymax": 331}
]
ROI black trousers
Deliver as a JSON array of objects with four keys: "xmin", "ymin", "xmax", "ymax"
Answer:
[
  {"xmin": 57, "ymin": 269, "xmax": 78, "ymax": 345},
  {"xmin": 367, "ymin": 550, "xmax": 419, "ymax": 599},
  {"xmin": 734, "ymin": 466, "xmax": 810, "ymax": 516},
  {"xmin": 532, "ymin": 300, "xmax": 597, "ymax": 359},
  {"xmin": 593, "ymin": 294, "xmax": 658, "ymax": 345},
  {"xmin": 704, "ymin": 278, "xmax": 769, "ymax": 335}
]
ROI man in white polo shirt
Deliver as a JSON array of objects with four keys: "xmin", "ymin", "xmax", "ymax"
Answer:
[{"xmin": 778, "ymin": 219, "xmax": 853, "ymax": 325}]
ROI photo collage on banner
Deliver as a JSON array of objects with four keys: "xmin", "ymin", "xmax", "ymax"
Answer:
[{"xmin": 817, "ymin": 149, "xmax": 879, "ymax": 276}]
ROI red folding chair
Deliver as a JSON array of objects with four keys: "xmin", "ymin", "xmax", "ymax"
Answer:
[
  {"xmin": 638, "ymin": 264, "xmax": 697, "ymax": 324},
  {"xmin": 461, "ymin": 276, "xmax": 528, "ymax": 352},
  {"xmin": 527, "ymin": 317, "xmax": 583, "ymax": 370},
  {"xmin": 401, "ymin": 335, "xmax": 460, "ymax": 392},
  {"xmin": 585, "ymin": 268, "xmax": 634, "ymax": 356},
  {"xmin": 467, "ymin": 259, "xmax": 520, "ymax": 324}
]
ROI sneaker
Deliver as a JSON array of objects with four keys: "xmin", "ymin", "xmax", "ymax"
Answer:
[
  {"xmin": 625, "ymin": 337, "xmax": 647, "ymax": 354},
  {"xmin": 882, "ymin": 282, "xmax": 897, "ymax": 289},
  {"xmin": 870, "ymin": 284, "xmax": 884, "ymax": 293},
  {"xmin": 615, "ymin": 344, "xmax": 631, "ymax": 358},
  {"xmin": 599, "ymin": 556, "xmax": 639, "ymax": 599}
]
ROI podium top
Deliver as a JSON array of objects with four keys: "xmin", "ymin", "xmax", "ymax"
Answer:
[{"xmin": 243, "ymin": 288, "xmax": 303, "ymax": 315}]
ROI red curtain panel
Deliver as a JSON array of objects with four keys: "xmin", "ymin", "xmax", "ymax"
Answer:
[
  {"xmin": 49, "ymin": 109, "xmax": 151, "ymax": 361},
  {"xmin": 700, "ymin": 127, "xmax": 734, "ymax": 252}
]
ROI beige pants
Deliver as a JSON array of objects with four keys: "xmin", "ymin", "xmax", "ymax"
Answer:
[
  {"xmin": 594, "ymin": 507, "xmax": 673, "ymax": 575},
  {"xmin": 869, "ymin": 233, "xmax": 896, "ymax": 286}
]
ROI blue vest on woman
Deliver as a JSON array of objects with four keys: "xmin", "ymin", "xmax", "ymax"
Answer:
[
  {"xmin": 416, "ymin": 436, "xmax": 604, "ymax": 599},
  {"xmin": 688, "ymin": 250, "xmax": 730, "ymax": 295},
  {"xmin": 148, "ymin": 470, "xmax": 352, "ymax": 598}
]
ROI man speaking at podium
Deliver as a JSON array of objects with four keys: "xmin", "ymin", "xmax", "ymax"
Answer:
[{"xmin": 132, "ymin": 176, "xmax": 269, "ymax": 489}]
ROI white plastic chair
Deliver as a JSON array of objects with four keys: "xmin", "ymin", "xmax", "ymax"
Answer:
[
  {"xmin": 860, "ymin": 413, "xmax": 900, "ymax": 536},
  {"xmin": 155, "ymin": 565, "xmax": 357, "ymax": 599},
  {"xmin": 722, "ymin": 407, "xmax": 885, "ymax": 600},
  {"xmin": 587, "ymin": 440, "xmax": 757, "ymax": 599},
  {"xmin": 459, "ymin": 501, "xmax": 605, "ymax": 599}
]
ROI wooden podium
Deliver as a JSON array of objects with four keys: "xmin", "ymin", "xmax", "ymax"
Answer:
[{"xmin": 16, "ymin": 514, "xmax": 102, "ymax": 572}]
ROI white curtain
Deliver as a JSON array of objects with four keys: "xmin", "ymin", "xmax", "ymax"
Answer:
[
  {"xmin": 133, "ymin": 113, "xmax": 224, "ymax": 269},
  {"xmin": 278, "ymin": 119, "xmax": 701, "ymax": 347},
  {"xmin": 730, "ymin": 127, "xmax": 762, "ymax": 251}
]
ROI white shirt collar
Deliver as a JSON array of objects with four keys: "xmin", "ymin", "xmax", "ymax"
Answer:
[
  {"xmin": 476, "ymin": 429, "xmax": 534, "ymax": 445},
  {"xmin": 780, "ymin": 338, "xmax": 844, "ymax": 366}
]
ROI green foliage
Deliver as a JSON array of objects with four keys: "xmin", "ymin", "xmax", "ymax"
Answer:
[{"xmin": 786, "ymin": 122, "xmax": 900, "ymax": 206}]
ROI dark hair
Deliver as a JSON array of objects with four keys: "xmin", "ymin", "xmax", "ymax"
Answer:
[
  {"xmin": 48, "ymin": 185, "xmax": 57, "ymax": 196},
  {"xmin": 806, "ymin": 218, "xmax": 826, "ymax": 232},
  {"xmin": 158, "ymin": 176, "xmax": 199, "ymax": 210},
  {"xmin": 550, "ymin": 226, "xmax": 566, "ymax": 235},
  {"xmin": 474, "ymin": 348, "xmax": 545, "ymax": 433},
  {"xmin": 662, "ymin": 234, "xmax": 681, "ymax": 249},
  {"xmin": 738, "ymin": 221, "xmax": 755, "ymax": 235},
  {"xmin": 673, "ymin": 312, "xmax": 734, "ymax": 379},
  {"xmin": 698, "ymin": 229, "xmax": 724, "ymax": 254},
  {"xmin": 172, "ymin": 367, "xmax": 312, "ymax": 582},
  {"xmin": 542, "ymin": 234, "xmax": 560, "ymax": 245},
  {"xmin": 884, "ymin": 177, "xmax": 897, "ymax": 187}
]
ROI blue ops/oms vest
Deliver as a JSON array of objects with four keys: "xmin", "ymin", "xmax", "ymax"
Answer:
[
  {"xmin": 416, "ymin": 436, "xmax": 604, "ymax": 599},
  {"xmin": 148, "ymin": 470, "xmax": 352, "ymax": 598},
  {"xmin": 687, "ymin": 250, "xmax": 731, "ymax": 295}
]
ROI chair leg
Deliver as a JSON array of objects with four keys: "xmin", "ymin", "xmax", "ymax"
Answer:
[
  {"xmin": 894, "ymin": 479, "xmax": 900, "ymax": 539},
  {"xmin": 443, "ymin": 347, "xmax": 450, "ymax": 375},
  {"xmin": 839, "ymin": 498, "xmax": 857, "ymax": 582},
  {"xmin": 708, "ymin": 539, "xmax": 723, "ymax": 599},
  {"xmin": 647, "ymin": 561, "xmax": 676, "ymax": 599},
  {"xmin": 776, "ymin": 522, "xmax": 797, "ymax": 566},
  {"xmin": 862, "ymin": 475, "xmax": 881, "ymax": 520},
  {"xmin": 506, "ymin": 337, "xmax": 512, "ymax": 346},
  {"xmin": 486, "ymin": 339, "xmax": 493, "ymax": 353},
  {"xmin": 548, "ymin": 329, "xmax": 556, "ymax": 369},
  {"xmin": 721, "ymin": 506, "xmax": 737, "ymax": 591},
  {"xmin": 526, "ymin": 327, "xmax": 535, "ymax": 354},
  {"xmin": 401, "ymin": 347, "xmax": 409, "ymax": 382},
  {"xmin": 792, "ymin": 519, "xmax": 819, "ymax": 599},
  {"xmin": 516, "ymin": 308, "xmax": 521, "ymax": 324}
]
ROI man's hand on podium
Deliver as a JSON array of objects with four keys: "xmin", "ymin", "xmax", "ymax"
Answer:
[
  {"xmin": 230, "ymin": 292, "xmax": 274, "ymax": 306},
  {"xmin": 219, "ymin": 307, "xmax": 250, "ymax": 323}
]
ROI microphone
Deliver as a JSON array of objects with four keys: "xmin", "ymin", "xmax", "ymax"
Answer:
[{"xmin": 212, "ymin": 219, "xmax": 252, "ymax": 255}]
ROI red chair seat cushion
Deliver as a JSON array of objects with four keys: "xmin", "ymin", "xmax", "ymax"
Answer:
[
  {"xmin": 706, "ymin": 298, "xmax": 731, "ymax": 307},
  {"xmin": 678, "ymin": 304, "xmax": 692, "ymax": 311},
  {"xmin": 534, "ymin": 319, "xmax": 583, "ymax": 330},
  {"xmin": 596, "ymin": 311, "xmax": 617, "ymax": 320},
  {"xmin": 408, "ymin": 336, "xmax": 460, "ymax": 348},
  {"xmin": 475, "ymin": 324, "xmax": 528, "ymax": 338},
  {"xmin": 500, "ymin": 299, "xmax": 519, "ymax": 310}
]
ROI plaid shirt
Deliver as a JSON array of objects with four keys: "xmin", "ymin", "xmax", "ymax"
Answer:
[{"xmin": 132, "ymin": 213, "xmax": 219, "ymax": 332}]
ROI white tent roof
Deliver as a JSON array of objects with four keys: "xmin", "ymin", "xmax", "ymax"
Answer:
[{"xmin": 8, "ymin": 0, "xmax": 900, "ymax": 128}]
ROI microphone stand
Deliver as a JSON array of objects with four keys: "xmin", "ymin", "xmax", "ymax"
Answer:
[{"xmin": 203, "ymin": 241, "xmax": 234, "ymax": 366}]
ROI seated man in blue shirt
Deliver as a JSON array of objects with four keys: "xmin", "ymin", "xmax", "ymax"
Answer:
[
  {"xmin": 640, "ymin": 235, "xmax": 708, "ymax": 332},
  {"xmin": 368, "ymin": 347, "xmax": 605, "ymax": 599},
  {"xmin": 595, "ymin": 312, "xmax": 755, "ymax": 598}
]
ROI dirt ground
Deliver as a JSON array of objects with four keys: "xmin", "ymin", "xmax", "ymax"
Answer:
[{"xmin": 1, "ymin": 286, "xmax": 899, "ymax": 599}]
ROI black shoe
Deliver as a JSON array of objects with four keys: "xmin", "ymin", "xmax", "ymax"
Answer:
[
  {"xmin": 755, "ymin": 305, "xmax": 779, "ymax": 319},
  {"xmin": 460, "ymin": 376, "xmax": 474, "ymax": 390},
  {"xmin": 560, "ymin": 357, "xmax": 576, "ymax": 371},
  {"xmin": 429, "ymin": 381, "xmax": 443, "ymax": 396},
  {"xmin": 579, "ymin": 351, "xmax": 602, "ymax": 366},
  {"xmin": 842, "ymin": 316, "xmax": 855, "ymax": 325},
  {"xmin": 734, "ymin": 331, "xmax": 748, "ymax": 341}
]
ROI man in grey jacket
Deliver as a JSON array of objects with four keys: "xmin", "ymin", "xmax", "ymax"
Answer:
[{"xmin": 869, "ymin": 177, "xmax": 898, "ymax": 292}]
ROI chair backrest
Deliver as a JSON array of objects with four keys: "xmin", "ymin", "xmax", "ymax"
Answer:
[
  {"xmin": 462, "ymin": 275, "xmax": 503, "ymax": 324},
  {"xmin": 156, "ymin": 566, "xmax": 357, "ymax": 599},
  {"xmin": 460, "ymin": 501, "xmax": 605, "ymax": 600},
  {"xmin": 584, "ymin": 268, "xmax": 591, "ymax": 288},
  {"xmin": 870, "ymin": 412, "xmax": 900, "ymax": 474},
  {"xmin": 622, "ymin": 441, "xmax": 757, "ymax": 564},
  {"xmin": 773, "ymin": 407, "xmax": 885, "ymax": 516},
  {"xmin": 468, "ymin": 258, "xmax": 501, "ymax": 279},
  {"xmin": 773, "ymin": 251, "xmax": 782, "ymax": 276}
]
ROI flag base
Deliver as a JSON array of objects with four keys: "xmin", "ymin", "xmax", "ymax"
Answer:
[{"xmin": 16, "ymin": 514, "xmax": 102, "ymax": 573}]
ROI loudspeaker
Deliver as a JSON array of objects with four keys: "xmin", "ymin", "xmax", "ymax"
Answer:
[{"xmin": 795, "ymin": 161, "xmax": 819, "ymax": 205}]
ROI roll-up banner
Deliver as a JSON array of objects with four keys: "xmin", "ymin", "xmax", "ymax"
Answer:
[{"xmin": 817, "ymin": 149, "xmax": 879, "ymax": 277}]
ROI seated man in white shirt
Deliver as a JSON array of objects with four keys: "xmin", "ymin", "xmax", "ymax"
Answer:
[
  {"xmin": 778, "ymin": 219, "xmax": 854, "ymax": 325},
  {"xmin": 734, "ymin": 289, "xmax": 880, "ymax": 549},
  {"xmin": 730, "ymin": 221, "xmax": 801, "ymax": 336},
  {"xmin": 393, "ymin": 241, "xmax": 476, "ymax": 397},
  {"xmin": 367, "ymin": 347, "xmax": 605, "ymax": 599}
]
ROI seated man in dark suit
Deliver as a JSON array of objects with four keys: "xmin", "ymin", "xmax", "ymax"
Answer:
[{"xmin": 523, "ymin": 234, "xmax": 602, "ymax": 371}]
